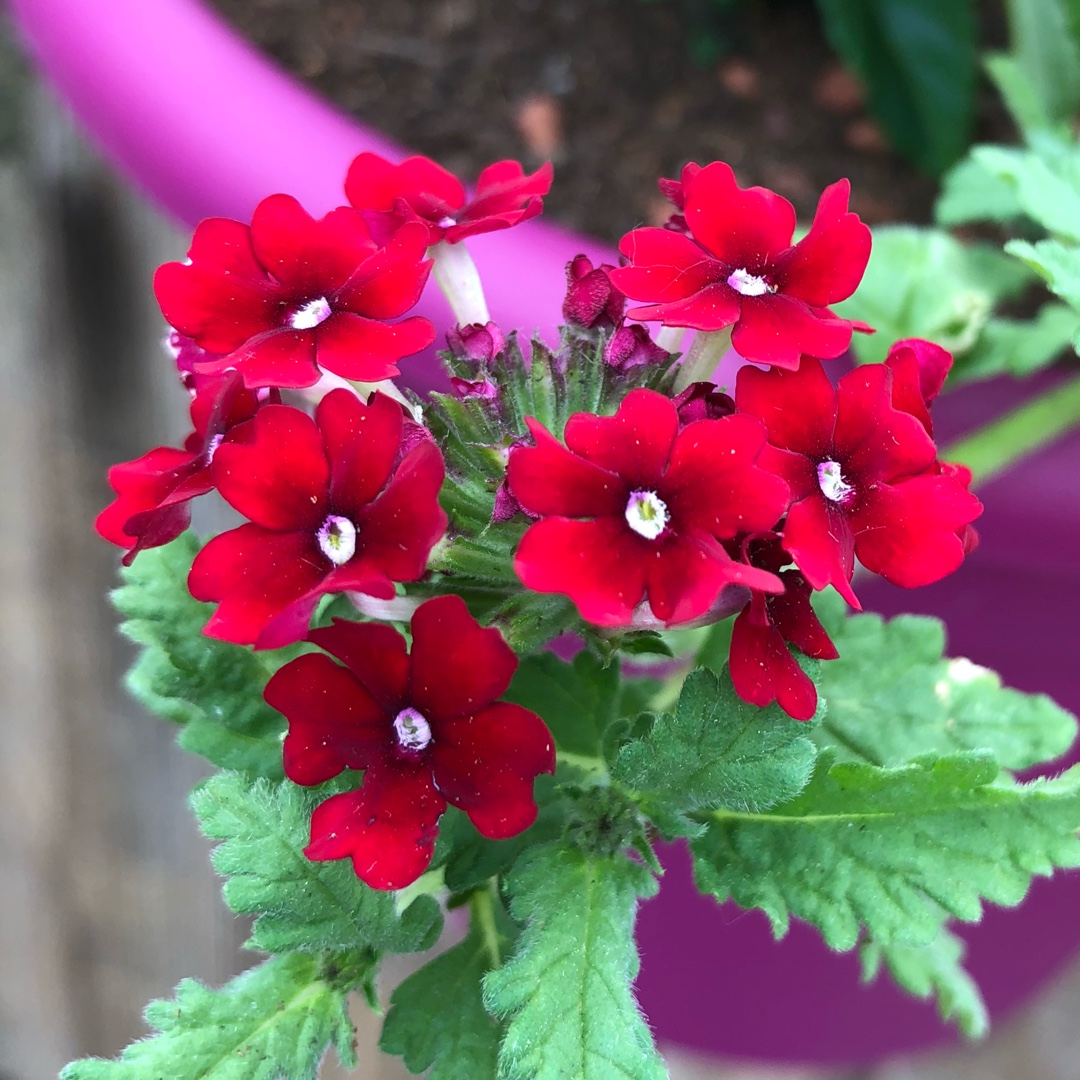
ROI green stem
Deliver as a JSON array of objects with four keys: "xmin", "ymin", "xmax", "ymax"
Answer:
[
  {"xmin": 470, "ymin": 881, "xmax": 502, "ymax": 969},
  {"xmin": 673, "ymin": 327, "xmax": 733, "ymax": 392},
  {"xmin": 941, "ymin": 372, "xmax": 1080, "ymax": 486}
]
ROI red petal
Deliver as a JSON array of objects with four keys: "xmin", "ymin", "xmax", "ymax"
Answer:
[
  {"xmin": 307, "ymin": 618, "xmax": 410, "ymax": 714},
  {"xmin": 683, "ymin": 161, "xmax": 796, "ymax": 269},
  {"xmin": 735, "ymin": 357, "xmax": 837, "ymax": 458},
  {"xmin": 465, "ymin": 160, "xmax": 554, "ymax": 219},
  {"xmin": 625, "ymin": 283, "xmax": 741, "ymax": 332},
  {"xmin": 431, "ymin": 702, "xmax": 555, "ymax": 838},
  {"xmin": 833, "ymin": 365, "xmax": 937, "ymax": 483},
  {"xmin": 313, "ymin": 312, "xmax": 434, "ymax": 382},
  {"xmin": 249, "ymin": 195, "xmax": 376, "ymax": 296},
  {"xmin": 781, "ymin": 494, "xmax": 860, "ymax": 609},
  {"xmin": 514, "ymin": 516, "xmax": 648, "ymax": 626},
  {"xmin": 772, "ymin": 180, "xmax": 871, "ymax": 306},
  {"xmin": 564, "ymin": 388, "xmax": 678, "ymax": 490},
  {"xmin": 767, "ymin": 569, "xmax": 839, "ymax": 660},
  {"xmin": 305, "ymin": 767, "xmax": 446, "ymax": 890},
  {"xmin": 154, "ymin": 261, "xmax": 277, "ymax": 355},
  {"xmin": 662, "ymin": 414, "xmax": 791, "ymax": 538},
  {"xmin": 732, "ymin": 293, "xmax": 853, "ymax": 370},
  {"xmin": 508, "ymin": 418, "xmax": 625, "ymax": 518},
  {"xmin": 186, "ymin": 217, "xmax": 265, "ymax": 277},
  {"xmin": 188, "ymin": 525, "xmax": 327, "ymax": 646},
  {"xmin": 202, "ymin": 328, "xmax": 321, "ymax": 390},
  {"xmin": 647, "ymin": 533, "xmax": 780, "ymax": 624},
  {"xmin": 334, "ymin": 221, "xmax": 433, "ymax": 318},
  {"xmin": 408, "ymin": 595, "xmax": 519, "ymax": 721},
  {"xmin": 611, "ymin": 228, "xmax": 724, "ymax": 303},
  {"xmin": 351, "ymin": 439, "xmax": 447, "ymax": 582},
  {"xmin": 851, "ymin": 475, "xmax": 983, "ymax": 588},
  {"xmin": 265, "ymin": 652, "xmax": 390, "ymax": 785},
  {"xmin": 211, "ymin": 405, "xmax": 329, "ymax": 530},
  {"xmin": 730, "ymin": 605, "xmax": 819, "ymax": 721},
  {"xmin": 345, "ymin": 152, "xmax": 465, "ymax": 220},
  {"xmin": 317, "ymin": 389, "xmax": 402, "ymax": 513},
  {"xmin": 96, "ymin": 446, "xmax": 202, "ymax": 547}
]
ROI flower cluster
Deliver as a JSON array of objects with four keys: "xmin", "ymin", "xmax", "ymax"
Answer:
[{"xmin": 97, "ymin": 152, "xmax": 982, "ymax": 887}]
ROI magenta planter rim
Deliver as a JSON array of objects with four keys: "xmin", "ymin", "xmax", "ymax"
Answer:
[{"xmin": 9, "ymin": 0, "xmax": 1080, "ymax": 1065}]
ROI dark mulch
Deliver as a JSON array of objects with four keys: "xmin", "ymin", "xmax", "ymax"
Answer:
[{"xmin": 209, "ymin": 0, "xmax": 1013, "ymax": 244}]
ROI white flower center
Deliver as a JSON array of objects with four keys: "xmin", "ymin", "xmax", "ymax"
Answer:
[
  {"xmin": 393, "ymin": 707, "xmax": 432, "ymax": 753},
  {"xmin": 317, "ymin": 515, "xmax": 357, "ymax": 565},
  {"xmin": 726, "ymin": 268, "xmax": 772, "ymax": 297},
  {"xmin": 625, "ymin": 490, "xmax": 669, "ymax": 540},
  {"xmin": 289, "ymin": 296, "xmax": 332, "ymax": 330},
  {"xmin": 437, "ymin": 215, "xmax": 458, "ymax": 228},
  {"xmin": 204, "ymin": 433, "xmax": 224, "ymax": 464},
  {"xmin": 817, "ymin": 460, "xmax": 854, "ymax": 503}
]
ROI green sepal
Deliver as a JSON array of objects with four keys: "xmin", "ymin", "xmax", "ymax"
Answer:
[
  {"xmin": 192, "ymin": 771, "xmax": 442, "ymax": 955},
  {"xmin": 484, "ymin": 843, "xmax": 666, "ymax": 1080},
  {"xmin": 692, "ymin": 750, "xmax": 1080, "ymax": 951},
  {"xmin": 814, "ymin": 595, "xmax": 1078, "ymax": 770},
  {"xmin": 112, "ymin": 533, "xmax": 295, "ymax": 778},
  {"xmin": 612, "ymin": 666, "xmax": 819, "ymax": 815},
  {"xmin": 60, "ymin": 952, "xmax": 363, "ymax": 1080}
]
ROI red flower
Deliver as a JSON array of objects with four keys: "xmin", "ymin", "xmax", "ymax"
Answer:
[
  {"xmin": 563, "ymin": 254, "xmax": 625, "ymax": 331},
  {"xmin": 154, "ymin": 194, "xmax": 435, "ymax": 389},
  {"xmin": 671, "ymin": 382, "xmax": 735, "ymax": 425},
  {"xmin": 608, "ymin": 161, "xmax": 872, "ymax": 369},
  {"xmin": 735, "ymin": 356, "xmax": 982, "ymax": 609},
  {"xmin": 446, "ymin": 321, "xmax": 505, "ymax": 364},
  {"xmin": 603, "ymin": 325, "xmax": 670, "ymax": 371},
  {"xmin": 96, "ymin": 372, "xmax": 262, "ymax": 565},
  {"xmin": 727, "ymin": 537, "xmax": 838, "ymax": 721},
  {"xmin": 263, "ymin": 596, "xmax": 556, "ymax": 890},
  {"xmin": 345, "ymin": 152, "xmax": 553, "ymax": 246},
  {"xmin": 188, "ymin": 389, "xmax": 447, "ymax": 649},
  {"xmin": 507, "ymin": 388, "xmax": 791, "ymax": 626}
]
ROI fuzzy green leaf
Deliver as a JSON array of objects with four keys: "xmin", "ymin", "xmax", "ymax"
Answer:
[
  {"xmin": 977, "ymin": 145, "xmax": 1080, "ymax": 241},
  {"xmin": 61, "ymin": 953, "xmax": 360, "ymax": 1080},
  {"xmin": 861, "ymin": 925, "xmax": 989, "ymax": 1039},
  {"xmin": 193, "ymin": 772, "xmax": 442, "ymax": 955},
  {"xmin": 113, "ymin": 533, "xmax": 290, "ymax": 777},
  {"xmin": 957, "ymin": 304, "xmax": 1080, "ymax": 382},
  {"xmin": 813, "ymin": 601, "xmax": 1077, "ymax": 770},
  {"xmin": 692, "ymin": 751, "xmax": 1080, "ymax": 951},
  {"xmin": 612, "ymin": 667, "xmax": 818, "ymax": 815},
  {"xmin": 936, "ymin": 153, "xmax": 1025, "ymax": 226},
  {"xmin": 503, "ymin": 651, "xmax": 619, "ymax": 758},
  {"xmin": 380, "ymin": 928, "xmax": 503, "ymax": 1078},
  {"xmin": 837, "ymin": 227, "xmax": 1030, "ymax": 366},
  {"xmin": 484, "ymin": 844, "xmax": 665, "ymax": 1080},
  {"xmin": 1006, "ymin": 237, "xmax": 1080, "ymax": 315}
]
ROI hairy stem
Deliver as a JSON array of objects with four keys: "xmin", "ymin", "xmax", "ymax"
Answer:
[
  {"xmin": 673, "ymin": 326, "xmax": 733, "ymax": 392},
  {"xmin": 431, "ymin": 240, "xmax": 491, "ymax": 325}
]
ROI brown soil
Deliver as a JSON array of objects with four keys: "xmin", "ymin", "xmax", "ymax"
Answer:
[{"xmin": 208, "ymin": 0, "xmax": 1012, "ymax": 244}]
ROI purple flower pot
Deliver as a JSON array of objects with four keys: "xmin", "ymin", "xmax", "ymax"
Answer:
[{"xmin": 11, "ymin": 0, "xmax": 1080, "ymax": 1063}]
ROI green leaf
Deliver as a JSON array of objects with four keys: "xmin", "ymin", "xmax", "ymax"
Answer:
[
  {"xmin": 1002, "ymin": 0, "xmax": 1080, "ymax": 127},
  {"xmin": 612, "ymin": 667, "xmax": 818, "ymax": 814},
  {"xmin": 956, "ymin": 304, "xmax": 1080, "ymax": 382},
  {"xmin": 484, "ymin": 844, "xmax": 665, "ymax": 1080},
  {"xmin": 692, "ymin": 750, "xmax": 1080, "ymax": 951},
  {"xmin": 861, "ymin": 926, "xmax": 989, "ymax": 1039},
  {"xmin": 837, "ymin": 227, "xmax": 1029, "ymax": 366},
  {"xmin": 1006, "ymin": 238, "xmax": 1080, "ymax": 314},
  {"xmin": 815, "ymin": 0, "xmax": 976, "ymax": 174},
  {"xmin": 503, "ymin": 650, "xmax": 619, "ymax": 759},
  {"xmin": 380, "ymin": 928, "xmax": 503, "ymax": 1079},
  {"xmin": 193, "ymin": 772, "xmax": 442, "ymax": 955},
  {"xmin": 813, "ymin": 602, "xmax": 1077, "ymax": 770},
  {"xmin": 977, "ymin": 145, "xmax": 1080, "ymax": 241},
  {"xmin": 113, "ymin": 533, "xmax": 290, "ymax": 777},
  {"xmin": 935, "ymin": 153, "xmax": 1024, "ymax": 227},
  {"xmin": 61, "ymin": 953, "xmax": 360, "ymax": 1080}
]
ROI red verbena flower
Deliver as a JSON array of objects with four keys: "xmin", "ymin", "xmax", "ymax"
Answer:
[
  {"xmin": 735, "ymin": 354, "xmax": 982, "ymax": 609},
  {"xmin": 154, "ymin": 194, "xmax": 435, "ymax": 389},
  {"xmin": 604, "ymin": 325, "xmax": 670, "ymax": 371},
  {"xmin": 345, "ymin": 152, "xmax": 553, "ymax": 247},
  {"xmin": 507, "ymin": 388, "xmax": 791, "ymax": 626},
  {"xmin": 96, "ymin": 371, "xmax": 262, "ymax": 565},
  {"xmin": 188, "ymin": 389, "xmax": 447, "ymax": 649},
  {"xmin": 263, "ymin": 595, "xmax": 556, "ymax": 890},
  {"xmin": 608, "ymin": 161, "xmax": 872, "ymax": 369},
  {"xmin": 727, "ymin": 537, "xmax": 838, "ymax": 721},
  {"xmin": 563, "ymin": 254, "xmax": 625, "ymax": 332},
  {"xmin": 446, "ymin": 321, "xmax": 505, "ymax": 364}
]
